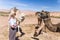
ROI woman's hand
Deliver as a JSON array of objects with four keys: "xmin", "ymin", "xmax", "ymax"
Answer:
[
  {"xmin": 11, "ymin": 23, "xmax": 17, "ymax": 28},
  {"xmin": 17, "ymin": 21, "xmax": 20, "ymax": 25}
]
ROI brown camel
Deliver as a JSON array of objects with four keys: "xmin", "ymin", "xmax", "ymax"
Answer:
[{"xmin": 33, "ymin": 10, "xmax": 60, "ymax": 37}]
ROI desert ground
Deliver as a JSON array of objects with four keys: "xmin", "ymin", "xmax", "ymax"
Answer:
[{"xmin": 0, "ymin": 11, "xmax": 60, "ymax": 40}]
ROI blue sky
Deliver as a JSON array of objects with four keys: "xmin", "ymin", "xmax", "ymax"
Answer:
[{"xmin": 0, "ymin": 0, "xmax": 60, "ymax": 11}]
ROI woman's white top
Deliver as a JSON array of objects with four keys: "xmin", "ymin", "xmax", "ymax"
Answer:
[{"xmin": 9, "ymin": 17, "xmax": 17, "ymax": 28}]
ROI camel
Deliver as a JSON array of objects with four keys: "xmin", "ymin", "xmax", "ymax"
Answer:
[{"xmin": 33, "ymin": 10, "xmax": 60, "ymax": 37}]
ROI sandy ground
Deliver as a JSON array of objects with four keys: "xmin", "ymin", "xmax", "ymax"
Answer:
[{"xmin": 0, "ymin": 15, "xmax": 60, "ymax": 40}]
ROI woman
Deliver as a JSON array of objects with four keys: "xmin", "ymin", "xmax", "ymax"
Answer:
[
  {"xmin": 9, "ymin": 7, "xmax": 24, "ymax": 40},
  {"xmin": 9, "ymin": 7, "xmax": 18, "ymax": 40}
]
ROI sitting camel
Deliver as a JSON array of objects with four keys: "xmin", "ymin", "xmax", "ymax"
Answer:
[{"xmin": 33, "ymin": 10, "xmax": 60, "ymax": 37}]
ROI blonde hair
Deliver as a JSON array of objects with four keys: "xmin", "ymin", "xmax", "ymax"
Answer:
[{"xmin": 9, "ymin": 7, "xmax": 18, "ymax": 20}]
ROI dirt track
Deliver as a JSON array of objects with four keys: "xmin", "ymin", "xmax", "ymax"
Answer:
[{"xmin": 0, "ymin": 16, "xmax": 60, "ymax": 40}]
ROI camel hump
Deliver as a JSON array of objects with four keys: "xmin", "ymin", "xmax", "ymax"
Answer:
[{"xmin": 44, "ymin": 18, "xmax": 57, "ymax": 32}]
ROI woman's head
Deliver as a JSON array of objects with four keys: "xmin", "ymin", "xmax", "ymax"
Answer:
[
  {"xmin": 13, "ymin": 7, "xmax": 18, "ymax": 13},
  {"xmin": 9, "ymin": 7, "xmax": 18, "ymax": 18}
]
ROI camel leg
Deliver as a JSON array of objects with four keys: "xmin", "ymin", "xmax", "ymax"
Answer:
[
  {"xmin": 42, "ymin": 25, "xmax": 46, "ymax": 33},
  {"xmin": 33, "ymin": 18, "xmax": 42, "ymax": 37},
  {"xmin": 33, "ymin": 25, "xmax": 40, "ymax": 37},
  {"xmin": 37, "ymin": 22, "xmax": 45, "ymax": 35},
  {"xmin": 38, "ymin": 18, "xmax": 47, "ymax": 33}
]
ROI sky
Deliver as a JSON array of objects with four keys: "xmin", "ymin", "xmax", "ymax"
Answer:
[{"xmin": 0, "ymin": 0, "xmax": 60, "ymax": 11}]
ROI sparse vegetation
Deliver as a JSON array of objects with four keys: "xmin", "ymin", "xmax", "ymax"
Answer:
[
  {"xmin": 51, "ymin": 16, "xmax": 60, "ymax": 18},
  {"xmin": 0, "ymin": 12, "xmax": 9, "ymax": 16}
]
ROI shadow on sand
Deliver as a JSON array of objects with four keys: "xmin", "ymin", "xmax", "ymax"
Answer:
[{"xmin": 31, "ymin": 37, "xmax": 39, "ymax": 40}]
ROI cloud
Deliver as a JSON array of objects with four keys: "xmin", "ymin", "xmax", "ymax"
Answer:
[
  {"xmin": 38, "ymin": 6, "xmax": 51, "ymax": 11},
  {"xmin": 30, "ymin": 6, "xmax": 51, "ymax": 11},
  {"xmin": 41, "ymin": 6, "xmax": 50, "ymax": 9},
  {"xmin": 11, "ymin": 2, "xmax": 28, "ymax": 7},
  {"xmin": 0, "ymin": 0, "xmax": 28, "ymax": 9}
]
